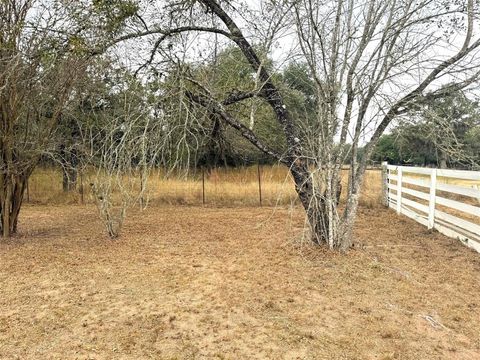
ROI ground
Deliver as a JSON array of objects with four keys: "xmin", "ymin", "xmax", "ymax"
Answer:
[{"xmin": 1, "ymin": 205, "xmax": 480, "ymax": 359}]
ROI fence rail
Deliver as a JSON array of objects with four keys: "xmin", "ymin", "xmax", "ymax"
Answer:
[{"xmin": 382, "ymin": 162, "xmax": 480, "ymax": 253}]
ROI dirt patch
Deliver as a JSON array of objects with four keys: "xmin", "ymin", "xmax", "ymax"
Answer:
[{"xmin": 1, "ymin": 205, "xmax": 480, "ymax": 359}]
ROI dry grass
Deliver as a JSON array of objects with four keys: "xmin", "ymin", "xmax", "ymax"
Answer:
[
  {"xmin": 27, "ymin": 165, "xmax": 383, "ymax": 208},
  {"xmin": 1, "ymin": 204, "xmax": 480, "ymax": 359}
]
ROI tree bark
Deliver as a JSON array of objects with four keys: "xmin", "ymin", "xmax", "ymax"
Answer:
[
  {"xmin": 291, "ymin": 165, "xmax": 343, "ymax": 248},
  {"xmin": 0, "ymin": 173, "xmax": 28, "ymax": 237},
  {"xmin": 439, "ymin": 151, "xmax": 448, "ymax": 169}
]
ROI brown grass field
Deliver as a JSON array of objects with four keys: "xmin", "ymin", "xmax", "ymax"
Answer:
[
  {"xmin": 1, "ymin": 167, "xmax": 480, "ymax": 359},
  {"xmin": 26, "ymin": 165, "xmax": 385, "ymax": 208}
]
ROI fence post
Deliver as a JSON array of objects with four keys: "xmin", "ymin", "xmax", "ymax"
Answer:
[
  {"xmin": 26, "ymin": 178, "xmax": 30, "ymax": 203},
  {"xmin": 257, "ymin": 164, "xmax": 262, "ymax": 207},
  {"xmin": 140, "ymin": 170, "xmax": 145, "ymax": 210},
  {"xmin": 428, "ymin": 169, "xmax": 437, "ymax": 230},
  {"xmin": 381, "ymin": 161, "xmax": 388, "ymax": 207},
  {"xmin": 80, "ymin": 172, "xmax": 84, "ymax": 205},
  {"xmin": 396, "ymin": 167, "xmax": 403, "ymax": 214},
  {"xmin": 202, "ymin": 168, "xmax": 205, "ymax": 205}
]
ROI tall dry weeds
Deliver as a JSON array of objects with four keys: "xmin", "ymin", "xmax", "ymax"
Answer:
[{"xmin": 26, "ymin": 165, "xmax": 385, "ymax": 208}]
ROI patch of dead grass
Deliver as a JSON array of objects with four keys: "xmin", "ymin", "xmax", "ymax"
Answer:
[{"xmin": 1, "ymin": 204, "xmax": 480, "ymax": 359}]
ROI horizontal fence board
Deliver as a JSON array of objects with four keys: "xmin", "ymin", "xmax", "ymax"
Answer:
[
  {"xmin": 435, "ymin": 209, "xmax": 480, "ymax": 236},
  {"xmin": 394, "ymin": 175, "xmax": 479, "ymax": 199},
  {"xmin": 390, "ymin": 197, "xmax": 480, "ymax": 249},
  {"xmin": 385, "ymin": 163, "xmax": 480, "ymax": 253},
  {"xmin": 433, "ymin": 220, "xmax": 480, "ymax": 253},
  {"xmin": 388, "ymin": 175, "xmax": 432, "ymax": 189},
  {"xmin": 388, "ymin": 193, "xmax": 398, "ymax": 201},
  {"xmin": 390, "ymin": 194, "xmax": 429, "ymax": 214},
  {"xmin": 436, "ymin": 182, "xmax": 480, "ymax": 199},
  {"xmin": 389, "ymin": 200, "xmax": 429, "ymax": 227},
  {"xmin": 435, "ymin": 217, "xmax": 480, "ymax": 248},
  {"xmin": 388, "ymin": 165, "xmax": 480, "ymax": 180},
  {"xmin": 401, "ymin": 197, "xmax": 429, "ymax": 214},
  {"xmin": 387, "ymin": 183, "xmax": 397, "ymax": 192},
  {"xmin": 401, "ymin": 167, "xmax": 433, "ymax": 175},
  {"xmin": 435, "ymin": 217, "xmax": 480, "ymax": 242},
  {"xmin": 387, "ymin": 165, "xmax": 431, "ymax": 175},
  {"xmin": 401, "ymin": 207, "xmax": 429, "ymax": 227},
  {"xmin": 401, "ymin": 187, "xmax": 430, "ymax": 201},
  {"xmin": 437, "ymin": 168, "xmax": 480, "ymax": 181},
  {"xmin": 435, "ymin": 196, "xmax": 480, "ymax": 217},
  {"xmin": 400, "ymin": 176, "xmax": 430, "ymax": 188}
]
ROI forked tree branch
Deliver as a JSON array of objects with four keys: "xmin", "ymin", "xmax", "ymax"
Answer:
[{"xmin": 185, "ymin": 90, "xmax": 286, "ymax": 164}]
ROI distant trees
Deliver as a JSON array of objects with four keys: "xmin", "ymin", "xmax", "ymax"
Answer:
[
  {"xmin": 160, "ymin": 46, "xmax": 318, "ymax": 169},
  {"xmin": 371, "ymin": 135, "xmax": 401, "ymax": 165},
  {"xmin": 372, "ymin": 91, "xmax": 480, "ymax": 169},
  {"xmin": 190, "ymin": 45, "xmax": 277, "ymax": 168},
  {"xmin": 465, "ymin": 127, "xmax": 480, "ymax": 167}
]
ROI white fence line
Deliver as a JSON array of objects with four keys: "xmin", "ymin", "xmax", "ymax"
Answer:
[{"xmin": 382, "ymin": 162, "xmax": 480, "ymax": 253}]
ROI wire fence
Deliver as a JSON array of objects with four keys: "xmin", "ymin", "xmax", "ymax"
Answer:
[{"xmin": 25, "ymin": 165, "xmax": 383, "ymax": 208}]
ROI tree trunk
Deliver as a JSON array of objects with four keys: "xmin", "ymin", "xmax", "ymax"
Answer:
[
  {"xmin": 291, "ymin": 164, "xmax": 343, "ymax": 249},
  {"xmin": 439, "ymin": 151, "xmax": 448, "ymax": 169},
  {"xmin": 339, "ymin": 162, "xmax": 372, "ymax": 251},
  {"xmin": 62, "ymin": 166, "xmax": 78, "ymax": 192},
  {"xmin": 0, "ymin": 173, "xmax": 27, "ymax": 237},
  {"xmin": 60, "ymin": 145, "xmax": 78, "ymax": 192}
]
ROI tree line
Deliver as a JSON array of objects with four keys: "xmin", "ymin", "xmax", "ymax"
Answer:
[
  {"xmin": 371, "ymin": 91, "xmax": 480, "ymax": 169},
  {"xmin": 2, "ymin": 0, "xmax": 480, "ymax": 249}
]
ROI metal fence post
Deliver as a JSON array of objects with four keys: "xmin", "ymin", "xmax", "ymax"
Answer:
[
  {"xmin": 428, "ymin": 169, "xmax": 437, "ymax": 229},
  {"xmin": 140, "ymin": 171, "xmax": 144, "ymax": 210},
  {"xmin": 257, "ymin": 164, "xmax": 262, "ymax": 207},
  {"xmin": 80, "ymin": 172, "xmax": 84, "ymax": 205},
  {"xmin": 26, "ymin": 178, "xmax": 30, "ymax": 203},
  {"xmin": 202, "ymin": 168, "xmax": 205, "ymax": 205}
]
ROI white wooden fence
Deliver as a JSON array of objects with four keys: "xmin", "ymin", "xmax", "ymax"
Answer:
[{"xmin": 382, "ymin": 162, "xmax": 480, "ymax": 253}]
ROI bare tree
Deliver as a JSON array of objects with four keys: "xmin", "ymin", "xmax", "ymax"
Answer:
[
  {"xmin": 291, "ymin": 0, "xmax": 480, "ymax": 249},
  {"xmin": 88, "ymin": 102, "xmax": 153, "ymax": 238},
  {"xmin": 76, "ymin": 63, "xmax": 189, "ymax": 238},
  {"xmin": 0, "ymin": 0, "xmax": 144, "ymax": 238},
  {"xmin": 106, "ymin": 0, "xmax": 480, "ymax": 250},
  {"xmin": 0, "ymin": 0, "xmax": 90, "ymax": 237}
]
